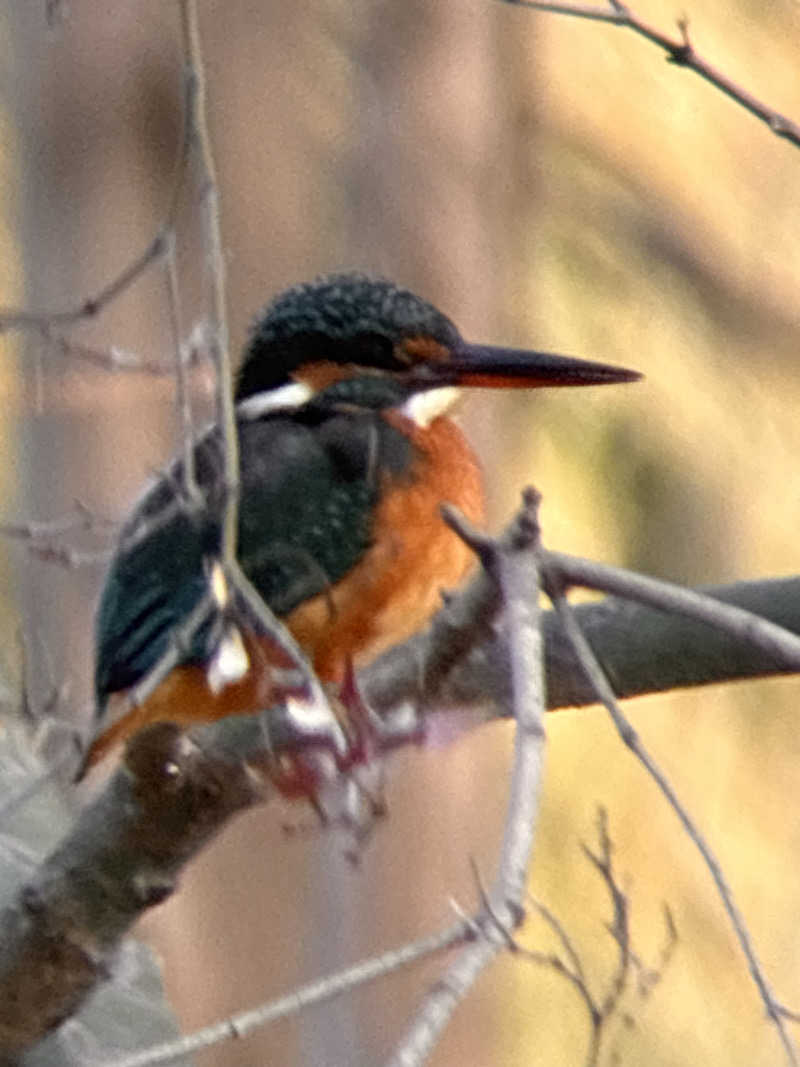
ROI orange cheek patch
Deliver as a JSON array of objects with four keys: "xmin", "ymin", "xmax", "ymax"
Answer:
[
  {"xmin": 291, "ymin": 361, "xmax": 360, "ymax": 391},
  {"xmin": 400, "ymin": 336, "xmax": 452, "ymax": 364}
]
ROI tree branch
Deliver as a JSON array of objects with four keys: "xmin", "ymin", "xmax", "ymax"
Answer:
[
  {"xmin": 4, "ymin": 488, "xmax": 800, "ymax": 1059},
  {"xmin": 0, "ymin": 707, "xmax": 330, "ymax": 1059},
  {"xmin": 501, "ymin": 0, "xmax": 800, "ymax": 148},
  {"xmin": 109, "ymin": 922, "xmax": 469, "ymax": 1067},
  {"xmin": 363, "ymin": 573, "xmax": 800, "ymax": 721},
  {"xmin": 546, "ymin": 575, "xmax": 799, "ymax": 1065},
  {"xmin": 386, "ymin": 488, "xmax": 547, "ymax": 1066}
]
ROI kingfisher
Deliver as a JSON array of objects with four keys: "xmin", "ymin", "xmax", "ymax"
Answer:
[{"xmin": 79, "ymin": 272, "xmax": 639, "ymax": 790}]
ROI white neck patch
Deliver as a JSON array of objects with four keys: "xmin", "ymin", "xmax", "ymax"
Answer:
[
  {"xmin": 399, "ymin": 387, "xmax": 461, "ymax": 428},
  {"xmin": 238, "ymin": 380, "xmax": 460, "ymax": 429},
  {"xmin": 237, "ymin": 381, "xmax": 314, "ymax": 419}
]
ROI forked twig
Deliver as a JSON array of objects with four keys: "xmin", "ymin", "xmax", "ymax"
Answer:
[
  {"xmin": 542, "ymin": 561, "xmax": 800, "ymax": 1066},
  {"xmin": 525, "ymin": 810, "xmax": 677, "ymax": 1067}
]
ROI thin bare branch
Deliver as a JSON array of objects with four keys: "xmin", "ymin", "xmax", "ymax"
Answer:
[
  {"xmin": 527, "ymin": 810, "xmax": 676, "ymax": 1067},
  {"xmin": 364, "ymin": 567, "xmax": 800, "ymax": 724},
  {"xmin": 107, "ymin": 922, "xmax": 469, "ymax": 1067},
  {"xmin": 0, "ymin": 504, "xmax": 116, "ymax": 569},
  {"xmin": 545, "ymin": 552, "xmax": 800, "ymax": 670},
  {"xmin": 163, "ymin": 230, "xmax": 201, "ymax": 506},
  {"xmin": 0, "ymin": 502, "xmax": 114, "ymax": 542},
  {"xmin": 582, "ymin": 810, "xmax": 630, "ymax": 1032},
  {"xmin": 501, "ymin": 0, "xmax": 800, "ymax": 148},
  {"xmin": 0, "ymin": 0, "xmax": 198, "ymax": 344},
  {"xmin": 176, "ymin": 0, "xmax": 238, "ymax": 563},
  {"xmin": 386, "ymin": 489, "xmax": 546, "ymax": 1066},
  {"xmin": 225, "ymin": 560, "xmax": 338, "ymax": 737},
  {"xmin": 546, "ymin": 579, "xmax": 799, "ymax": 1067},
  {"xmin": 0, "ymin": 233, "xmax": 170, "ymax": 335},
  {"xmin": 44, "ymin": 334, "xmax": 173, "ymax": 374}
]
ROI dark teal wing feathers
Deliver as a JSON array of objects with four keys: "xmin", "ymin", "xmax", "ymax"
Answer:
[{"xmin": 94, "ymin": 407, "xmax": 413, "ymax": 705}]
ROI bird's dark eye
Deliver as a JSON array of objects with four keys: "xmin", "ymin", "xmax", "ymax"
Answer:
[{"xmin": 330, "ymin": 332, "xmax": 398, "ymax": 370}]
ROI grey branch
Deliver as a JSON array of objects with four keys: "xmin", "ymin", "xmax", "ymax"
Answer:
[
  {"xmin": 386, "ymin": 487, "xmax": 547, "ymax": 1067},
  {"xmin": 0, "ymin": 710, "xmax": 313, "ymax": 1060},
  {"xmin": 501, "ymin": 0, "xmax": 800, "ymax": 149},
  {"xmin": 364, "ymin": 571, "xmax": 800, "ymax": 720},
  {"xmin": 546, "ymin": 580, "xmax": 799, "ymax": 1065},
  {"xmin": 2, "ymin": 526, "xmax": 799, "ymax": 1057}
]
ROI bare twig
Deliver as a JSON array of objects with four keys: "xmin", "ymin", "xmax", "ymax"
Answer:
[
  {"xmin": 44, "ymin": 334, "xmax": 175, "ymax": 375},
  {"xmin": 174, "ymin": 1, "xmax": 309, "ymax": 733},
  {"xmin": 0, "ymin": 504, "xmax": 115, "ymax": 569},
  {"xmin": 163, "ymin": 230, "xmax": 200, "ymax": 506},
  {"xmin": 387, "ymin": 489, "xmax": 547, "ymax": 1066},
  {"xmin": 0, "ymin": 234, "xmax": 170, "ymax": 335},
  {"xmin": 633, "ymin": 903, "xmax": 678, "ymax": 999},
  {"xmin": 62, "ymin": 0, "xmax": 340, "ymax": 796},
  {"xmin": 526, "ymin": 810, "xmax": 677, "ymax": 1067},
  {"xmin": 0, "ymin": 501, "xmax": 114, "ymax": 542},
  {"xmin": 582, "ymin": 810, "xmax": 630, "ymax": 1048},
  {"xmin": 544, "ymin": 575, "xmax": 799, "ymax": 1066},
  {"xmin": 0, "ymin": 0, "xmax": 202, "ymax": 345},
  {"xmin": 175, "ymin": 0, "xmax": 238, "ymax": 562},
  {"xmin": 544, "ymin": 552, "xmax": 800, "ymax": 669},
  {"xmin": 107, "ymin": 922, "xmax": 469, "ymax": 1067},
  {"xmin": 225, "ymin": 562, "xmax": 332, "ymax": 716},
  {"xmin": 501, "ymin": 0, "xmax": 800, "ymax": 148},
  {"xmin": 364, "ymin": 566, "xmax": 800, "ymax": 722}
]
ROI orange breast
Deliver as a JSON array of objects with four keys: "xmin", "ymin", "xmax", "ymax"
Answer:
[{"xmin": 285, "ymin": 412, "xmax": 485, "ymax": 680}]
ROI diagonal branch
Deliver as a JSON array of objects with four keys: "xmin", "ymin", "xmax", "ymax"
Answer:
[
  {"xmin": 363, "ymin": 570, "xmax": 800, "ymax": 721},
  {"xmin": 5, "ymin": 489, "xmax": 800, "ymax": 1060},
  {"xmin": 107, "ymin": 922, "xmax": 470, "ymax": 1067},
  {"xmin": 501, "ymin": 0, "xmax": 800, "ymax": 148},
  {"xmin": 544, "ymin": 568, "xmax": 799, "ymax": 1066},
  {"xmin": 0, "ymin": 701, "xmax": 354, "ymax": 1059}
]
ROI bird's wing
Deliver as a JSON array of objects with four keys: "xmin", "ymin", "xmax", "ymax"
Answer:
[{"xmin": 93, "ymin": 408, "xmax": 412, "ymax": 705}]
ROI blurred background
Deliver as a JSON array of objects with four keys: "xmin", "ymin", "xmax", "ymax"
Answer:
[{"xmin": 3, "ymin": 1, "xmax": 800, "ymax": 1063}]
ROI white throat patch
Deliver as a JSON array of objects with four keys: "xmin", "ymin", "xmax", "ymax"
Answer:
[{"xmin": 399, "ymin": 387, "xmax": 461, "ymax": 428}]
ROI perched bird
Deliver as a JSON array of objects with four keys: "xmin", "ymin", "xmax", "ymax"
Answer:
[{"xmin": 80, "ymin": 273, "xmax": 639, "ymax": 787}]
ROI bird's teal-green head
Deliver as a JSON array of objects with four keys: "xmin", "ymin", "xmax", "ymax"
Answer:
[{"xmin": 236, "ymin": 271, "xmax": 641, "ymax": 413}]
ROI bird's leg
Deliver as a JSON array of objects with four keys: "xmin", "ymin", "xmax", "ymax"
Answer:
[
  {"xmin": 270, "ymin": 662, "xmax": 426, "ymax": 848},
  {"xmin": 331, "ymin": 657, "xmax": 389, "ymax": 814},
  {"xmin": 337, "ymin": 657, "xmax": 381, "ymax": 764},
  {"xmin": 339, "ymin": 656, "xmax": 427, "ymax": 762}
]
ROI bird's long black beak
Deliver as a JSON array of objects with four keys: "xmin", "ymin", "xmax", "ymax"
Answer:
[{"xmin": 418, "ymin": 342, "xmax": 641, "ymax": 390}]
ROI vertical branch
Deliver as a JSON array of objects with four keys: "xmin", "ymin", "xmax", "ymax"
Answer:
[
  {"xmin": 162, "ymin": 230, "xmax": 200, "ymax": 505},
  {"xmin": 175, "ymin": 0, "xmax": 238, "ymax": 561},
  {"xmin": 490, "ymin": 489, "xmax": 547, "ymax": 903},
  {"xmin": 387, "ymin": 492, "xmax": 547, "ymax": 1066},
  {"xmin": 173, "ymin": 0, "xmax": 339, "ymax": 784}
]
